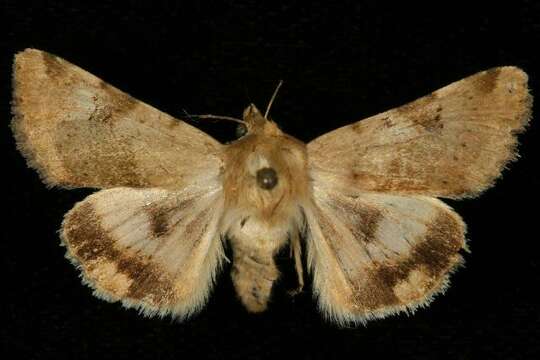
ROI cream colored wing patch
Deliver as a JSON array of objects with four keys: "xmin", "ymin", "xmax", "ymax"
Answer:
[
  {"xmin": 12, "ymin": 48, "xmax": 222, "ymax": 189},
  {"xmin": 308, "ymin": 67, "xmax": 531, "ymax": 199},
  {"xmin": 304, "ymin": 186, "xmax": 466, "ymax": 325},
  {"xmin": 61, "ymin": 184, "xmax": 224, "ymax": 319}
]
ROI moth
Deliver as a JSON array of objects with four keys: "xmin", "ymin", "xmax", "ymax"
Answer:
[{"xmin": 12, "ymin": 48, "xmax": 531, "ymax": 325}]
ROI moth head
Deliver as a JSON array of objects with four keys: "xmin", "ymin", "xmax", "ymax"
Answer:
[
  {"xmin": 240, "ymin": 103, "xmax": 282, "ymax": 137},
  {"xmin": 238, "ymin": 80, "xmax": 285, "ymax": 138}
]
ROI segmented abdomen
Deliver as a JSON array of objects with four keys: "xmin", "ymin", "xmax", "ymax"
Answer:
[{"xmin": 231, "ymin": 246, "xmax": 279, "ymax": 312}]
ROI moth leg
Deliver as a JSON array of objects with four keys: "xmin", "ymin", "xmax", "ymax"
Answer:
[{"xmin": 288, "ymin": 230, "xmax": 304, "ymax": 296}]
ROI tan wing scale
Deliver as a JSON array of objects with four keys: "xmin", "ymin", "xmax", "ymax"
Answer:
[
  {"xmin": 12, "ymin": 48, "xmax": 222, "ymax": 189},
  {"xmin": 304, "ymin": 186, "xmax": 466, "ymax": 325},
  {"xmin": 61, "ymin": 184, "xmax": 224, "ymax": 318},
  {"xmin": 308, "ymin": 67, "xmax": 531, "ymax": 199}
]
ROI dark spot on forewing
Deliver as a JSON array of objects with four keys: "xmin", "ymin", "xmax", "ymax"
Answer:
[
  {"xmin": 64, "ymin": 202, "xmax": 175, "ymax": 305},
  {"xmin": 396, "ymin": 92, "xmax": 438, "ymax": 116},
  {"xmin": 41, "ymin": 52, "xmax": 66, "ymax": 78},
  {"xmin": 88, "ymin": 105, "xmax": 113, "ymax": 123},
  {"xmin": 418, "ymin": 113, "xmax": 443, "ymax": 132},
  {"xmin": 474, "ymin": 68, "xmax": 501, "ymax": 94},
  {"xmin": 393, "ymin": 92, "xmax": 444, "ymax": 132},
  {"xmin": 381, "ymin": 116, "xmax": 394, "ymax": 128},
  {"xmin": 96, "ymin": 80, "xmax": 139, "ymax": 118}
]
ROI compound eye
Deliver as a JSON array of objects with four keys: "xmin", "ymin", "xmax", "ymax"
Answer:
[
  {"xmin": 256, "ymin": 167, "xmax": 278, "ymax": 190},
  {"xmin": 236, "ymin": 123, "xmax": 248, "ymax": 138}
]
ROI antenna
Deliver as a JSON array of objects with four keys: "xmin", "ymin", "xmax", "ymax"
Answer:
[
  {"xmin": 183, "ymin": 110, "xmax": 245, "ymax": 125},
  {"xmin": 264, "ymin": 80, "xmax": 283, "ymax": 119}
]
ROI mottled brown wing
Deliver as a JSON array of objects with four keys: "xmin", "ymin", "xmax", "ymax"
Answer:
[
  {"xmin": 12, "ymin": 48, "xmax": 222, "ymax": 189},
  {"xmin": 61, "ymin": 184, "xmax": 224, "ymax": 318},
  {"xmin": 308, "ymin": 67, "xmax": 531, "ymax": 199},
  {"xmin": 304, "ymin": 186, "xmax": 466, "ymax": 325}
]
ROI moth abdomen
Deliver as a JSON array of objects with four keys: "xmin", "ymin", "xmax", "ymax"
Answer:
[{"xmin": 231, "ymin": 245, "xmax": 280, "ymax": 312}]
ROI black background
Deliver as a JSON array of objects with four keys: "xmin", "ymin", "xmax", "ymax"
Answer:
[{"xmin": 2, "ymin": 1, "xmax": 539, "ymax": 359}]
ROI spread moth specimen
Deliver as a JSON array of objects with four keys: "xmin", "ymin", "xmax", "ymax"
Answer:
[{"xmin": 12, "ymin": 49, "xmax": 531, "ymax": 325}]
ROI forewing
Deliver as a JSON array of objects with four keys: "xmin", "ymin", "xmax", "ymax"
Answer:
[
  {"xmin": 61, "ymin": 184, "xmax": 224, "ymax": 318},
  {"xmin": 308, "ymin": 67, "xmax": 531, "ymax": 199},
  {"xmin": 12, "ymin": 48, "xmax": 222, "ymax": 189},
  {"xmin": 304, "ymin": 186, "xmax": 466, "ymax": 325}
]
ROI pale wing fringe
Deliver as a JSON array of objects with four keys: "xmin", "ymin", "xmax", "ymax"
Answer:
[
  {"xmin": 304, "ymin": 188, "xmax": 466, "ymax": 326},
  {"xmin": 61, "ymin": 186, "xmax": 225, "ymax": 319}
]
